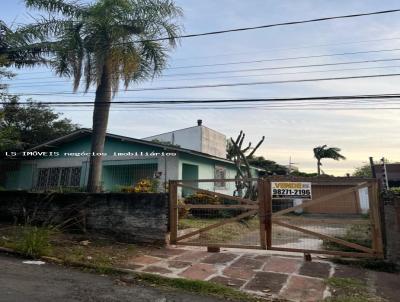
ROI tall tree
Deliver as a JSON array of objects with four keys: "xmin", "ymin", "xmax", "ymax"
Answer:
[
  {"xmin": 352, "ymin": 164, "xmax": 373, "ymax": 178},
  {"xmin": 1, "ymin": 20, "xmax": 45, "ymax": 91},
  {"xmin": 0, "ymin": 95, "xmax": 79, "ymax": 152},
  {"xmin": 1, "ymin": 20, "xmax": 44, "ymax": 66},
  {"xmin": 313, "ymin": 145, "xmax": 346, "ymax": 175},
  {"xmin": 20, "ymin": 0, "xmax": 183, "ymax": 191},
  {"xmin": 247, "ymin": 156, "xmax": 288, "ymax": 175}
]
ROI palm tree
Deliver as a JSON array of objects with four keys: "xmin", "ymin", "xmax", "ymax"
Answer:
[
  {"xmin": 1, "ymin": 20, "xmax": 45, "ymax": 88},
  {"xmin": 20, "ymin": 0, "xmax": 183, "ymax": 192},
  {"xmin": 313, "ymin": 145, "xmax": 346, "ymax": 175}
]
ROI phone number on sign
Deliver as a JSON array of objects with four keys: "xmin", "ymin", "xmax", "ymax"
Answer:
[{"xmin": 272, "ymin": 189, "xmax": 311, "ymax": 196}]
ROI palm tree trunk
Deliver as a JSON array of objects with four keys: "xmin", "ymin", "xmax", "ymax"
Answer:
[
  {"xmin": 86, "ymin": 59, "xmax": 112, "ymax": 192},
  {"xmin": 317, "ymin": 159, "xmax": 321, "ymax": 176}
]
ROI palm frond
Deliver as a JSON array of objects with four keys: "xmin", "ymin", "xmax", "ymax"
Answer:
[
  {"xmin": 24, "ymin": 0, "xmax": 86, "ymax": 18},
  {"xmin": 15, "ymin": 0, "xmax": 183, "ymax": 94},
  {"xmin": 314, "ymin": 145, "xmax": 346, "ymax": 161}
]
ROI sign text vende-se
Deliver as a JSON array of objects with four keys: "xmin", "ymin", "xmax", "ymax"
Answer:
[{"xmin": 271, "ymin": 182, "xmax": 312, "ymax": 199}]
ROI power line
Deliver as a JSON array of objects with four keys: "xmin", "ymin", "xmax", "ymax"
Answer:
[
  {"xmin": 160, "ymin": 58, "xmax": 400, "ymax": 77},
  {"xmin": 7, "ymin": 64, "xmax": 400, "ymax": 88},
  {"xmin": 10, "ymin": 72, "xmax": 400, "ymax": 96},
  {"xmin": 32, "ymin": 101, "xmax": 400, "ymax": 110},
  {"xmin": 7, "ymin": 58, "xmax": 400, "ymax": 92},
  {"xmin": 5, "ymin": 9, "xmax": 400, "ymax": 53},
  {"xmin": 9, "ymin": 47, "xmax": 400, "ymax": 80},
  {"xmin": 138, "ymin": 9, "xmax": 400, "ymax": 42},
  {"xmin": 20, "ymin": 107, "xmax": 400, "ymax": 111},
  {"xmin": 166, "ymin": 48, "xmax": 400, "ymax": 70},
  {"xmin": 172, "ymin": 37, "xmax": 400, "ymax": 61},
  {"xmin": 11, "ymin": 93, "xmax": 400, "ymax": 105}
]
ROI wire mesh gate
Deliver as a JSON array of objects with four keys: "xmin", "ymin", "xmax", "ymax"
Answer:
[{"xmin": 169, "ymin": 178, "xmax": 384, "ymax": 258}]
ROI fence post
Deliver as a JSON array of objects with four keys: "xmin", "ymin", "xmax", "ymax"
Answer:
[
  {"xmin": 369, "ymin": 181, "xmax": 384, "ymax": 257},
  {"xmin": 264, "ymin": 179, "xmax": 272, "ymax": 249},
  {"xmin": 258, "ymin": 179, "xmax": 267, "ymax": 249},
  {"xmin": 169, "ymin": 180, "xmax": 178, "ymax": 244}
]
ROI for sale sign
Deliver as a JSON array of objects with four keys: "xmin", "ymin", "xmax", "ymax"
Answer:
[{"xmin": 271, "ymin": 182, "xmax": 312, "ymax": 199}]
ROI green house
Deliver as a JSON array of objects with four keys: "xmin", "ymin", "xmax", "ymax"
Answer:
[{"xmin": 1, "ymin": 126, "xmax": 260, "ymax": 194}]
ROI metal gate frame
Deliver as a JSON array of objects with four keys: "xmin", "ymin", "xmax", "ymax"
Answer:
[{"xmin": 169, "ymin": 178, "xmax": 384, "ymax": 258}]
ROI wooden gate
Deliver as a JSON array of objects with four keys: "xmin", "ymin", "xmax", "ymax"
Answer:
[
  {"xmin": 169, "ymin": 179, "xmax": 265, "ymax": 249},
  {"xmin": 169, "ymin": 178, "xmax": 384, "ymax": 258}
]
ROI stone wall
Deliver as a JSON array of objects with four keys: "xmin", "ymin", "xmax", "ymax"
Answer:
[
  {"xmin": 382, "ymin": 192, "xmax": 400, "ymax": 264},
  {"xmin": 0, "ymin": 191, "xmax": 169, "ymax": 245}
]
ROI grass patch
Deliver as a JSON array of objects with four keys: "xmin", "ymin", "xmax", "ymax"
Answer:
[
  {"xmin": 0, "ymin": 224, "xmax": 138, "ymax": 266},
  {"xmin": 50, "ymin": 235, "xmax": 138, "ymax": 269},
  {"xmin": 0, "ymin": 226, "xmax": 54, "ymax": 258},
  {"xmin": 325, "ymin": 277, "xmax": 383, "ymax": 302},
  {"xmin": 178, "ymin": 217, "xmax": 259, "ymax": 242},
  {"xmin": 323, "ymin": 224, "xmax": 372, "ymax": 253},
  {"xmin": 331, "ymin": 258, "xmax": 399, "ymax": 273},
  {"xmin": 59, "ymin": 264, "xmax": 265, "ymax": 302},
  {"xmin": 126, "ymin": 272, "xmax": 265, "ymax": 302}
]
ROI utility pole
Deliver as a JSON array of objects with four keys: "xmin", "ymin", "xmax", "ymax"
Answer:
[
  {"xmin": 381, "ymin": 157, "xmax": 390, "ymax": 190},
  {"xmin": 369, "ymin": 157, "xmax": 376, "ymax": 178},
  {"xmin": 288, "ymin": 156, "xmax": 298, "ymax": 175}
]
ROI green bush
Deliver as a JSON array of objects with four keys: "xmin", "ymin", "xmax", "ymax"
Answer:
[
  {"xmin": 389, "ymin": 187, "xmax": 400, "ymax": 194},
  {"xmin": 185, "ymin": 192, "xmax": 221, "ymax": 205},
  {"xmin": 184, "ymin": 193, "xmax": 245, "ymax": 218},
  {"xmin": 185, "ymin": 193, "xmax": 221, "ymax": 218},
  {"xmin": 14, "ymin": 226, "xmax": 54, "ymax": 258}
]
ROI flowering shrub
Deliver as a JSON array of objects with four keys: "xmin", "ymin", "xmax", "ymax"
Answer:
[
  {"xmin": 119, "ymin": 178, "xmax": 159, "ymax": 193},
  {"xmin": 133, "ymin": 178, "xmax": 159, "ymax": 193}
]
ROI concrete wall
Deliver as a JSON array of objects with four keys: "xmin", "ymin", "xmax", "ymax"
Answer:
[
  {"xmin": 0, "ymin": 191, "xmax": 169, "ymax": 245},
  {"xmin": 145, "ymin": 126, "xmax": 202, "ymax": 153},
  {"xmin": 201, "ymin": 127, "xmax": 226, "ymax": 158},
  {"xmin": 144, "ymin": 125, "xmax": 227, "ymax": 158},
  {"xmin": 382, "ymin": 192, "xmax": 400, "ymax": 264}
]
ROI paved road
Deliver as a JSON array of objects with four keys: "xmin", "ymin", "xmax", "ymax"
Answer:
[{"xmin": 0, "ymin": 254, "xmax": 223, "ymax": 302}]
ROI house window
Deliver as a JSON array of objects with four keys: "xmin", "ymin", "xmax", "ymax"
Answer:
[
  {"xmin": 214, "ymin": 165, "xmax": 226, "ymax": 188},
  {"xmin": 36, "ymin": 167, "xmax": 81, "ymax": 189}
]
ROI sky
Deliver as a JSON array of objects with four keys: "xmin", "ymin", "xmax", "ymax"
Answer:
[{"xmin": 2, "ymin": 0, "xmax": 400, "ymax": 175}]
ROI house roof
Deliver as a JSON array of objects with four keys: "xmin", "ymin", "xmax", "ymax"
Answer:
[{"xmin": 26, "ymin": 128, "xmax": 261, "ymax": 169}]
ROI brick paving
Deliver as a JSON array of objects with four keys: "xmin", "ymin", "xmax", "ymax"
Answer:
[
  {"xmin": 121, "ymin": 246, "xmax": 337, "ymax": 301},
  {"xmin": 298, "ymin": 261, "xmax": 331, "ymax": 278},
  {"xmin": 263, "ymin": 257, "xmax": 301, "ymax": 274},
  {"xmin": 119, "ymin": 246, "xmax": 400, "ymax": 301},
  {"xmin": 179, "ymin": 263, "xmax": 217, "ymax": 280},
  {"xmin": 281, "ymin": 275, "xmax": 326, "ymax": 302}
]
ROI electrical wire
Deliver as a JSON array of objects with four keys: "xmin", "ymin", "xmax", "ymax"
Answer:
[
  {"xmin": 5, "ymin": 9, "xmax": 400, "ymax": 53},
  {"xmin": 11, "ymin": 93, "xmax": 400, "ymax": 105},
  {"xmin": 9, "ymin": 47, "xmax": 400, "ymax": 80},
  {"xmin": 7, "ymin": 64, "xmax": 400, "ymax": 88}
]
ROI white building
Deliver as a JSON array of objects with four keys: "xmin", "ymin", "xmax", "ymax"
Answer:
[{"xmin": 143, "ymin": 120, "xmax": 227, "ymax": 158}]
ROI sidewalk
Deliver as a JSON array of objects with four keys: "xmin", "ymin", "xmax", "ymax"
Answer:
[
  {"xmin": 119, "ymin": 246, "xmax": 400, "ymax": 302},
  {"xmin": 122, "ymin": 246, "xmax": 335, "ymax": 301}
]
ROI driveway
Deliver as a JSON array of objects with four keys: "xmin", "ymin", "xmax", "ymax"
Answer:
[{"xmin": 0, "ymin": 254, "xmax": 224, "ymax": 302}]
